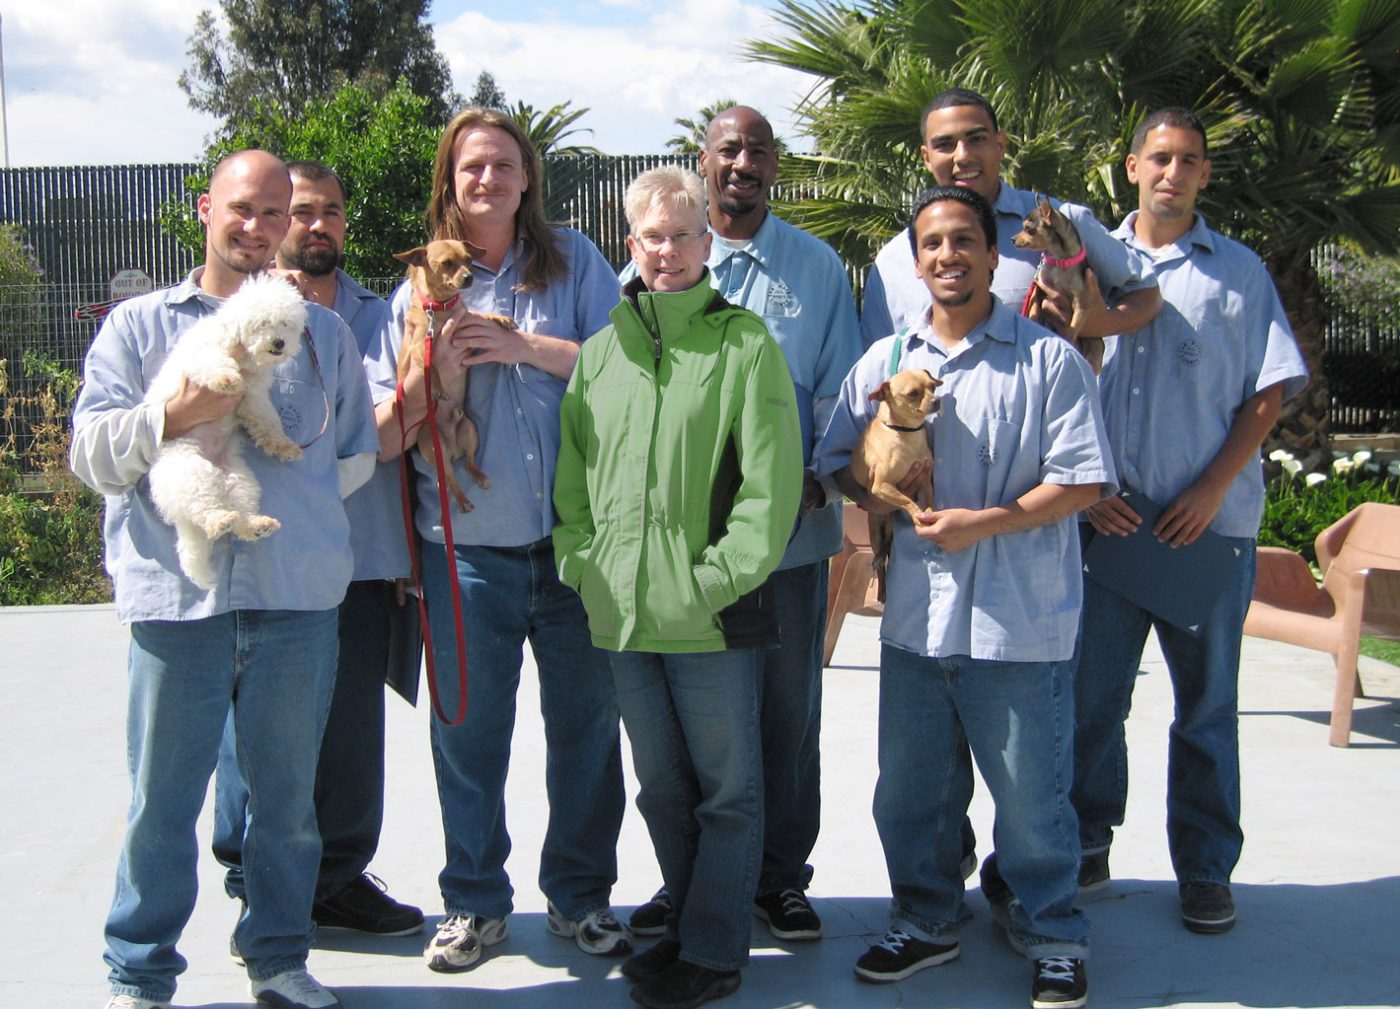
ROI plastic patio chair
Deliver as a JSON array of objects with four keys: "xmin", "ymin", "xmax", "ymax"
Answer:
[
  {"xmin": 1243, "ymin": 502, "xmax": 1400, "ymax": 746},
  {"xmin": 823, "ymin": 502, "xmax": 884, "ymax": 667}
]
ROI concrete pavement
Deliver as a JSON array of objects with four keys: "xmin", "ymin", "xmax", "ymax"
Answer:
[{"xmin": 2, "ymin": 604, "xmax": 1397, "ymax": 1009}]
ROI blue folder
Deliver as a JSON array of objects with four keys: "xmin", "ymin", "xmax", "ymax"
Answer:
[{"xmin": 1082, "ymin": 490, "xmax": 1246, "ymax": 635}]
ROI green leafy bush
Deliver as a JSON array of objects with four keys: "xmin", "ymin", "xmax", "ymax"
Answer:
[
  {"xmin": 1259, "ymin": 448, "xmax": 1400, "ymax": 566},
  {"xmin": 0, "ymin": 355, "xmax": 110, "ymax": 605}
]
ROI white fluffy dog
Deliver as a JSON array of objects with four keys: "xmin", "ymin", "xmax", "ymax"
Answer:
[{"xmin": 144, "ymin": 273, "xmax": 307, "ymax": 590}]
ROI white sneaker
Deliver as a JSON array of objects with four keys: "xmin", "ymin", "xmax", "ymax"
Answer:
[
  {"xmin": 249, "ymin": 968, "xmax": 341, "ymax": 1009},
  {"xmin": 546, "ymin": 901, "xmax": 633, "ymax": 955},
  {"xmin": 424, "ymin": 913, "xmax": 509, "ymax": 972},
  {"xmin": 103, "ymin": 997, "xmax": 170, "ymax": 1009}
]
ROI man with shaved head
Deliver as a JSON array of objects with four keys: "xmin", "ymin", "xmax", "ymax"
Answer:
[
  {"xmin": 72, "ymin": 149, "xmax": 380, "ymax": 1009},
  {"xmin": 623, "ymin": 105, "xmax": 862, "ymax": 946}
]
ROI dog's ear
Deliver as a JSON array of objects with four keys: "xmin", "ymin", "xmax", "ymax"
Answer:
[
  {"xmin": 922, "ymin": 369, "xmax": 942, "ymax": 387},
  {"xmin": 465, "ymin": 240, "xmax": 487, "ymax": 261},
  {"xmin": 868, "ymin": 380, "xmax": 891, "ymax": 403},
  {"xmin": 394, "ymin": 247, "xmax": 429, "ymax": 268}
]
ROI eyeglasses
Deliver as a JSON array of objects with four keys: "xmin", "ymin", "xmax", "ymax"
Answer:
[{"xmin": 634, "ymin": 230, "xmax": 706, "ymax": 251}]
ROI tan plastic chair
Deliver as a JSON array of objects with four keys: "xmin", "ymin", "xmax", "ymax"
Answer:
[
  {"xmin": 1243, "ymin": 502, "xmax": 1400, "ymax": 746},
  {"xmin": 823, "ymin": 502, "xmax": 884, "ymax": 667}
]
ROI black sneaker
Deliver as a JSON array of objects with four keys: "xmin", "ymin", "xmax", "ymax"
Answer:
[
  {"xmin": 629, "ymin": 886, "xmax": 674, "ymax": 937},
  {"xmin": 622, "ymin": 938, "xmax": 683, "ymax": 983},
  {"xmin": 853, "ymin": 929, "xmax": 959, "ymax": 983},
  {"xmin": 753, "ymin": 888, "xmax": 822, "ymax": 940},
  {"xmin": 1078, "ymin": 851, "xmax": 1110, "ymax": 894},
  {"xmin": 313, "ymin": 874, "xmax": 424, "ymax": 936},
  {"xmin": 1031, "ymin": 956, "xmax": 1087, "ymax": 1008},
  {"xmin": 630, "ymin": 959, "xmax": 740, "ymax": 1009},
  {"xmin": 1180, "ymin": 881, "xmax": 1235, "ymax": 934}
]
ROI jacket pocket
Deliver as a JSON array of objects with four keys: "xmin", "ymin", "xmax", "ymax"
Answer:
[{"xmin": 717, "ymin": 579, "xmax": 779, "ymax": 649}]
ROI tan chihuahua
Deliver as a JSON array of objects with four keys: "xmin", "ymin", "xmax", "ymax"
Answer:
[
  {"xmin": 394, "ymin": 239, "xmax": 513, "ymax": 513},
  {"xmin": 1013, "ymin": 197, "xmax": 1105, "ymax": 374},
  {"xmin": 850, "ymin": 368, "xmax": 942, "ymax": 601}
]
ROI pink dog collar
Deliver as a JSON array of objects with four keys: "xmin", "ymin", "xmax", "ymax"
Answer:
[{"xmin": 1042, "ymin": 247, "xmax": 1087, "ymax": 270}]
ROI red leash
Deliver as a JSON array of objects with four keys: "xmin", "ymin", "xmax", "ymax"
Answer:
[{"xmin": 396, "ymin": 307, "xmax": 469, "ymax": 726}]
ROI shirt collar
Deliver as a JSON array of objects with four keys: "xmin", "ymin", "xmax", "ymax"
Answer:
[
  {"xmin": 707, "ymin": 210, "xmax": 776, "ymax": 271},
  {"xmin": 1115, "ymin": 210, "xmax": 1216, "ymax": 264},
  {"xmin": 908, "ymin": 294, "xmax": 1017, "ymax": 355},
  {"xmin": 169, "ymin": 267, "xmax": 226, "ymax": 310}
]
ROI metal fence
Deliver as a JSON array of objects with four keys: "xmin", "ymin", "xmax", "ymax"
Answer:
[{"xmin": 2, "ymin": 162, "xmax": 1397, "ymax": 478}]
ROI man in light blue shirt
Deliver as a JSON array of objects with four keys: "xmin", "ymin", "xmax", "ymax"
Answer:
[
  {"xmin": 621, "ymin": 106, "xmax": 864, "ymax": 943},
  {"xmin": 362, "ymin": 107, "xmax": 629, "ymax": 972},
  {"xmin": 211, "ymin": 161, "xmax": 422, "ymax": 942},
  {"xmin": 814, "ymin": 185, "xmax": 1112, "ymax": 1009},
  {"xmin": 1070, "ymin": 108, "xmax": 1308, "ymax": 936},
  {"xmin": 860, "ymin": 87, "xmax": 1161, "ymax": 349},
  {"xmin": 71, "ymin": 150, "xmax": 379, "ymax": 1009}
]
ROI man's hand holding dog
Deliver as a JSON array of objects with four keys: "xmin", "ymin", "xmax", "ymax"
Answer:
[
  {"xmin": 1037, "ymin": 266, "xmax": 1107, "ymax": 337},
  {"xmin": 163, "ymin": 376, "xmax": 241, "ymax": 440},
  {"xmin": 448, "ymin": 311, "xmax": 581, "ymax": 380},
  {"xmin": 838, "ymin": 458, "xmax": 932, "ymax": 515}
]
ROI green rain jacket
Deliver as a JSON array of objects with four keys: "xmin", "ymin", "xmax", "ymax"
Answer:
[{"xmin": 554, "ymin": 274, "xmax": 803, "ymax": 653}]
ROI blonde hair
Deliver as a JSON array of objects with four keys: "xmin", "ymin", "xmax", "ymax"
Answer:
[
  {"xmin": 624, "ymin": 166, "xmax": 707, "ymax": 232},
  {"xmin": 425, "ymin": 106, "xmax": 565, "ymax": 292}
]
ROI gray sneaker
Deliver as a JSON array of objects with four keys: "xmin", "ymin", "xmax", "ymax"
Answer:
[
  {"xmin": 546, "ymin": 901, "xmax": 633, "ymax": 955},
  {"xmin": 424, "ymin": 913, "xmax": 509, "ymax": 971},
  {"xmin": 249, "ymin": 968, "xmax": 341, "ymax": 1009},
  {"xmin": 103, "ymin": 998, "xmax": 170, "ymax": 1009},
  {"xmin": 1180, "ymin": 881, "xmax": 1235, "ymax": 934}
]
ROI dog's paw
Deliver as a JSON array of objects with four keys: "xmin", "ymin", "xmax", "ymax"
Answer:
[
  {"xmin": 261, "ymin": 438, "xmax": 303, "ymax": 462},
  {"xmin": 203, "ymin": 368, "xmax": 245, "ymax": 395},
  {"xmin": 236, "ymin": 514, "xmax": 282, "ymax": 540}
]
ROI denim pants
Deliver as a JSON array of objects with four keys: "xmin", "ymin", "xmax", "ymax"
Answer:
[
  {"xmin": 105, "ymin": 609, "xmax": 338, "ymax": 1002},
  {"xmin": 1071, "ymin": 529, "xmax": 1255, "ymax": 884},
  {"xmin": 875, "ymin": 644, "xmax": 1088, "ymax": 959},
  {"xmin": 421, "ymin": 538, "xmax": 624, "ymax": 920},
  {"xmin": 610, "ymin": 647, "xmax": 764, "ymax": 972},
  {"xmin": 212, "ymin": 580, "xmax": 393, "ymax": 900},
  {"xmin": 757, "ymin": 561, "xmax": 826, "ymax": 894}
]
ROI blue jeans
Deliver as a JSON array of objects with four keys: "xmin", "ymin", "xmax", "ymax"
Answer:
[
  {"xmin": 213, "ymin": 580, "xmax": 393, "ymax": 900},
  {"xmin": 757, "ymin": 562, "xmax": 826, "ymax": 894},
  {"xmin": 422, "ymin": 538, "xmax": 624, "ymax": 920},
  {"xmin": 1071, "ymin": 529, "xmax": 1255, "ymax": 884},
  {"xmin": 611, "ymin": 648, "xmax": 764, "ymax": 972},
  {"xmin": 875, "ymin": 645, "xmax": 1088, "ymax": 959},
  {"xmin": 105, "ymin": 609, "xmax": 338, "ymax": 1002}
]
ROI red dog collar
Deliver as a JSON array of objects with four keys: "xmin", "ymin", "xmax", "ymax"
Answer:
[
  {"xmin": 1042, "ymin": 247, "xmax": 1087, "ymax": 270},
  {"xmin": 419, "ymin": 293, "xmax": 461, "ymax": 312}
]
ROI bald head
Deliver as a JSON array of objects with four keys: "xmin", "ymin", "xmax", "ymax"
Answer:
[
  {"xmin": 197, "ymin": 150, "xmax": 293, "ymax": 297},
  {"xmin": 700, "ymin": 105, "xmax": 778, "ymax": 238}
]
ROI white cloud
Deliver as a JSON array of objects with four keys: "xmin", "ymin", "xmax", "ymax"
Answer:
[{"xmin": 2, "ymin": 0, "xmax": 817, "ymax": 165}]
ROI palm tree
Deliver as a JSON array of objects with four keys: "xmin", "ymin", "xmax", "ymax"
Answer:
[
  {"xmin": 667, "ymin": 99, "xmax": 740, "ymax": 155},
  {"xmin": 508, "ymin": 100, "xmax": 602, "ymax": 157},
  {"xmin": 745, "ymin": 0, "xmax": 1400, "ymax": 460}
]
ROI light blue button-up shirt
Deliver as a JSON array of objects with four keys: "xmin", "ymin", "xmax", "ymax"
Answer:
[
  {"xmin": 622, "ymin": 211, "xmax": 863, "ymax": 568},
  {"xmin": 366, "ymin": 227, "xmax": 620, "ymax": 548},
  {"xmin": 332, "ymin": 269, "xmax": 411, "ymax": 581},
  {"xmin": 1100, "ymin": 212, "xmax": 1309, "ymax": 538},
  {"xmin": 815, "ymin": 298, "xmax": 1116, "ymax": 662},
  {"xmin": 70, "ymin": 269, "xmax": 381, "ymax": 622},
  {"xmin": 860, "ymin": 183, "xmax": 1157, "ymax": 346}
]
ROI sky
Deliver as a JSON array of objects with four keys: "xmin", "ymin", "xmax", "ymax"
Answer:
[{"xmin": 0, "ymin": 0, "xmax": 822, "ymax": 167}]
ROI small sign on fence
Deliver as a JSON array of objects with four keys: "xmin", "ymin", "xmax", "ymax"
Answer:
[{"xmin": 75, "ymin": 269, "xmax": 155, "ymax": 321}]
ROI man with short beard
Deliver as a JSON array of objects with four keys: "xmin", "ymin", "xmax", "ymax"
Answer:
[{"xmin": 209, "ymin": 161, "xmax": 423, "ymax": 943}]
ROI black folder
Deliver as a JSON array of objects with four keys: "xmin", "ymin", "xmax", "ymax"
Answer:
[{"xmin": 1082, "ymin": 491, "xmax": 1246, "ymax": 634}]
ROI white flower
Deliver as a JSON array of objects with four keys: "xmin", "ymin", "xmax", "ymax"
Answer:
[
  {"xmin": 1281, "ymin": 458, "xmax": 1303, "ymax": 477},
  {"xmin": 1305, "ymin": 472, "xmax": 1328, "ymax": 486},
  {"xmin": 1352, "ymin": 449, "xmax": 1373, "ymax": 465},
  {"xmin": 1269, "ymin": 449, "xmax": 1294, "ymax": 463},
  {"xmin": 1333, "ymin": 457, "xmax": 1354, "ymax": 474}
]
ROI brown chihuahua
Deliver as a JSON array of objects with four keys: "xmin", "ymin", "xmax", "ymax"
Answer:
[
  {"xmin": 1013, "ymin": 197, "xmax": 1105, "ymax": 374},
  {"xmin": 850, "ymin": 367, "xmax": 942, "ymax": 601},
  {"xmin": 394, "ymin": 239, "xmax": 513, "ymax": 513}
]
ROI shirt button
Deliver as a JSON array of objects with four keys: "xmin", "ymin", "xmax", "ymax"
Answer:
[
  {"xmin": 526, "ymin": 452, "xmax": 535, "ymax": 461},
  {"xmin": 1132, "ymin": 388, "xmax": 1141, "ymax": 396},
  {"xmin": 516, "ymin": 407, "xmax": 523, "ymax": 415},
  {"xmin": 1136, "ymin": 346, "xmax": 1145, "ymax": 354}
]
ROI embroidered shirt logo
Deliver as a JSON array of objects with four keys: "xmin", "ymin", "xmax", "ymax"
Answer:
[
  {"xmin": 1178, "ymin": 339, "xmax": 1202, "ymax": 365},
  {"xmin": 979, "ymin": 442, "xmax": 996, "ymax": 467},
  {"xmin": 766, "ymin": 279, "xmax": 797, "ymax": 315},
  {"xmin": 277, "ymin": 401, "xmax": 303, "ymax": 435}
]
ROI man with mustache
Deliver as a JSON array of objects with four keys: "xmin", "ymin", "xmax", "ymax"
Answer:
[
  {"xmin": 212, "ymin": 160, "xmax": 423, "ymax": 945},
  {"xmin": 860, "ymin": 88, "xmax": 1161, "ymax": 349}
]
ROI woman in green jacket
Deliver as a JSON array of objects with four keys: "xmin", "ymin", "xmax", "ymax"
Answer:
[{"xmin": 554, "ymin": 166, "xmax": 802, "ymax": 1009}]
